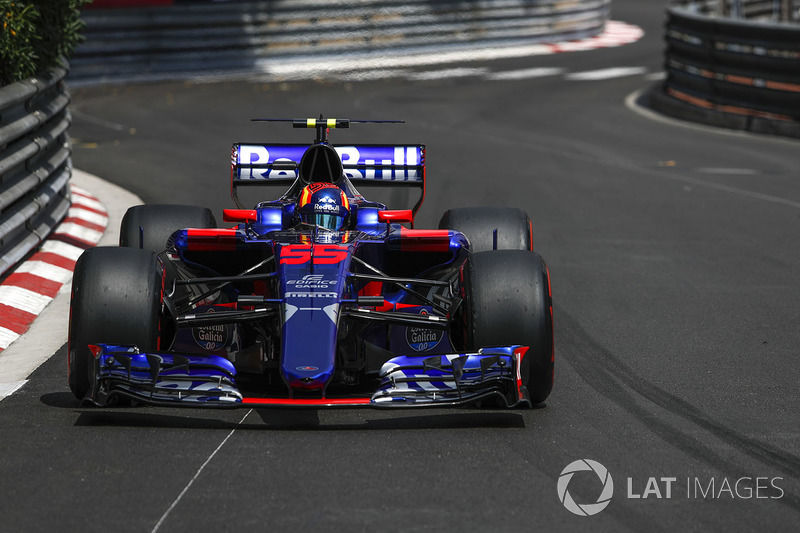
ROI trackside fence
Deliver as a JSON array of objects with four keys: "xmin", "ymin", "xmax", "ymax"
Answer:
[
  {"xmin": 70, "ymin": 0, "xmax": 613, "ymax": 84},
  {"xmin": 0, "ymin": 68, "xmax": 72, "ymax": 278},
  {"xmin": 687, "ymin": 0, "xmax": 799, "ymax": 20},
  {"xmin": 651, "ymin": 0, "xmax": 800, "ymax": 137}
]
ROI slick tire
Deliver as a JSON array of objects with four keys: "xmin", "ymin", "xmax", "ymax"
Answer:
[
  {"xmin": 120, "ymin": 204, "xmax": 217, "ymax": 254},
  {"xmin": 438, "ymin": 207, "xmax": 533, "ymax": 253},
  {"xmin": 68, "ymin": 247, "xmax": 163, "ymax": 400},
  {"xmin": 467, "ymin": 250, "xmax": 554, "ymax": 405}
]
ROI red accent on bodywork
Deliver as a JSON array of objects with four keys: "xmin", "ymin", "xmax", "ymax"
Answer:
[
  {"xmin": 253, "ymin": 281, "xmax": 269, "ymax": 298},
  {"xmin": 398, "ymin": 228, "xmax": 450, "ymax": 252},
  {"xmin": 358, "ymin": 281, "xmax": 383, "ymax": 297},
  {"xmin": 374, "ymin": 301, "xmax": 419, "ymax": 312},
  {"xmin": 242, "ymin": 397, "xmax": 371, "ymax": 407},
  {"xmin": 223, "ymin": 209, "xmax": 257, "ymax": 223},
  {"xmin": 88, "ymin": 345, "xmax": 103, "ymax": 359},
  {"xmin": 186, "ymin": 228, "xmax": 238, "ymax": 251},
  {"xmin": 513, "ymin": 346, "xmax": 530, "ymax": 399},
  {"xmin": 378, "ymin": 210, "xmax": 414, "ymax": 224},
  {"xmin": 314, "ymin": 245, "xmax": 349, "ymax": 265},
  {"xmin": 279, "ymin": 244, "xmax": 348, "ymax": 265}
]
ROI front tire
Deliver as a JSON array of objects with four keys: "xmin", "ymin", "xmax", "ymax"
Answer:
[
  {"xmin": 120, "ymin": 204, "xmax": 217, "ymax": 253},
  {"xmin": 438, "ymin": 207, "xmax": 533, "ymax": 253},
  {"xmin": 466, "ymin": 250, "xmax": 554, "ymax": 405},
  {"xmin": 68, "ymin": 247, "xmax": 163, "ymax": 400}
]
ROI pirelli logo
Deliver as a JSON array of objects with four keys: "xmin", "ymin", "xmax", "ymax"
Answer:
[{"xmin": 285, "ymin": 292, "xmax": 338, "ymax": 298}]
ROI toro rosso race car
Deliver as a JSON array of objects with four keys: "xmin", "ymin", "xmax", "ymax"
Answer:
[{"xmin": 67, "ymin": 118, "xmax": 554, "ymax": 409}]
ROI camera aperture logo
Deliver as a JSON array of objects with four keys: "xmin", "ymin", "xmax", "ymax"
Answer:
[{"xmin": 558, "ymin": 459, "xmax": 614, "ymax": 516}]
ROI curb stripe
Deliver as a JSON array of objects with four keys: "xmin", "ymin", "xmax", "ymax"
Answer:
[
  {"xmin": 0, "ymin": 304, "xmax": 36, "ymax": 334},
  {"xmin": 70, "ymin": 195, "xmax": 106, "ymax": 213},
  {"xmin": 70, "ymin": 187, "xmax": 94, "ymax": 198},
  {"xmin": 32, "ymin": 252, "xmax": 78, "ymax": 271},
  {"xmin": 3, "ymin": 273, "xmax": 62, "ymax": 299},
  {"xmin": 0, "ymin": 286, "xmax": 53, "ymax": 315},
  {"xmin": 68, "ymin": 207, "xmax": 109, "ymax": 227},
  {"xmin": 0, "ymin": 184, "xmax": 107, "ymax": 354},
  {"xmin": 61, "ymin": 216, "xmax": 107, "ymax": 234},
  {"xmin": 53, "ymin": 222, "xmax": 104, "ymax": 244},
  {"xmin": 39, "ymin": 240, "xmax": 87, "ymax": 261},
  {"xmin": 15, "ymin": 260, "xmax": 74, "ymax": 284},
  {"xmin": 69, "ymin": 201, "xmax": 109, "ymax": 218},
  {"xmin": 0, "ymin": 328, "xmax": 22, "ymax": 350}
]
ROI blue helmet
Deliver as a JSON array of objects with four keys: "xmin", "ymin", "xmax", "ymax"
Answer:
[{"xmin": 298, "ymin": 183, "xmax": 350, "ymax": 230}]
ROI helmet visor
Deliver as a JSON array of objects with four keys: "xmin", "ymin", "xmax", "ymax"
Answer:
[{"xmin": 304, "ymin": 213, "xmax": 345, "ymax": 231}]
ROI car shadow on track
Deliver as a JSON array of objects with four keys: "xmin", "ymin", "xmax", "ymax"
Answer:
[
  {"xmin": 68, "ymin": 410, "xmax": 528, "ymax": 431},
  {"xmin": 252, "ymin": 408, "xmax": 529, "ymax": 430}
]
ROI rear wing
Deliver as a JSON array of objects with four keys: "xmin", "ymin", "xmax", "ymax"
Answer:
[{"xmin": 231, "ymin": 143, "xmax": 426, "ymax": 213}]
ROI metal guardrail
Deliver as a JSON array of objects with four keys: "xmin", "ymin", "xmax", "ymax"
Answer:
[
  {"xmin": 683, "ymin": 0, "xmax": 799, "ymax": 20},
  {"xmin": 0, "ymin": 67, "xmax": 72, "ymax": 278},
  {"xmin": 651, "ymin": 0, "xmax": 800, "ymax": 137},
  {"xmin": 70, "ymin": 0, "xmax": 612, "ymax": 84}
]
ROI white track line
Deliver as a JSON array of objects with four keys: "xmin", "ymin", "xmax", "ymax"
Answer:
[
  {"xmin": 151, "ymin": 409, "xmax": 253, "ymax": 533},
  {"xmin": 485, "ymin": 67, "xmax": 565, "ymax": 81},
  {"xmin": 0, "ymin": 380, "xmax": 27, "ymax": 397},
  {"xmin": 565, "ymin": 66, "xmax": 648, "ymax": 81},
  {"xmin": 407, "ymin": 67, "xmax": 488, "ymax": 80}
]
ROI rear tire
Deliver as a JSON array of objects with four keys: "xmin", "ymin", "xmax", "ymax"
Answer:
[
  {"xmin": 466, "ymin": 250, "xmax": 553, "ymax": 405},
  {"xmin": 68, "ymin": 247, "xmax": 163, "ymax": 400},
  {"xmin": 438, "ymin": 207, "xmax": 533, "ymax": 253},
  {"xmin": 120, "ymin": 204, "xmax": 217, "ymax": 253}
]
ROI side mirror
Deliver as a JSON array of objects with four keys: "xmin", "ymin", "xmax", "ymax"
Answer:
[
  {"xmin": 377, "ymin": 210, "xmax": 414, "ymax": 224},
  {"xmin": 223, "ymin": 209, "xmax": 258, "ymax": 223}
]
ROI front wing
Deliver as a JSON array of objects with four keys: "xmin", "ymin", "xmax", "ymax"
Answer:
[{"xmin": 85, "ymin": 344, "xmax": 533, "ymax": 409}]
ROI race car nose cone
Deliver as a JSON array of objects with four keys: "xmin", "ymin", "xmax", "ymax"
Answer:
[{"xmin": 284, "ymin": 367, "xmax": 333, "ymax": 391}]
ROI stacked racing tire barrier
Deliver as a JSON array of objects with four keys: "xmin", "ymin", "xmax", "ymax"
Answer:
[
  {"xmin": 649, "ymin": 0, "xmax": 800, "ymax": 138},
  {"xmin": 0, "ymin": 67, "xmax": 72, "ymax": 278},
  {"xmin": 70, "ymin": 0, "xmax": 612, "ymax": 85}
]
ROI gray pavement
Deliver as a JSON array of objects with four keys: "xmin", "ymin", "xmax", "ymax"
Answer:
[{"xmin": 1, "ymin": 1, "xmax": 799, "ymax": 531}]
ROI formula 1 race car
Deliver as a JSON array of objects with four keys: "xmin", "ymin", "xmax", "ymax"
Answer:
[{"xmin": 67, "ymin": 117, "xmax": 553, "ymax": 409}]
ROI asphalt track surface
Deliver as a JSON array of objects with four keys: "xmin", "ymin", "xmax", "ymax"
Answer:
[{"xmin": 2, "ymin": 1, "xmax": 799, "ymax": 531}]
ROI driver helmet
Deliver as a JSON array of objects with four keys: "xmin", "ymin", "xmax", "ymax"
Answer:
[{"xmin": 297, "ymin": 183, "xmax": 350, "ymax": 231}]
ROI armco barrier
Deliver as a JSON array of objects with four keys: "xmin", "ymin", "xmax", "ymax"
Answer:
[
  {"xmin": 650, "ymin": 0, "xmax": 800, "ymax": 138},
  {"xmin": 687, "ymin": 0, "xmax": 798, "ymax": 20},
  {"xmin": 0, "ymin": 68, "xmax": 72, "ymax": 278},
  {"xmin": 70, "ymin": 0, "xmax": 612, "ymax": 84}
]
